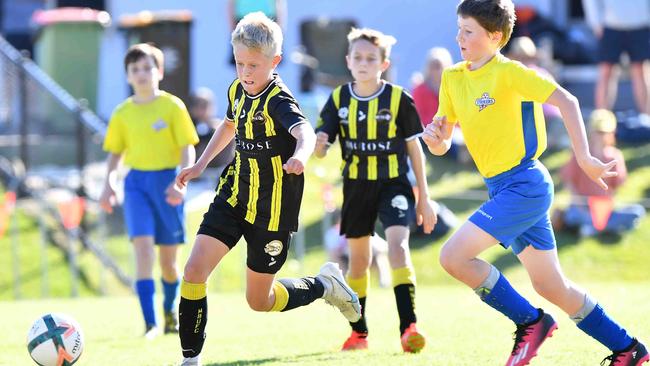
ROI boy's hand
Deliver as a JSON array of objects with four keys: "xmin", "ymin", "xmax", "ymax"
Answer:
[
  {"xmin": 578, "ymin": 156, "xmax": 618, "ymax": 190},
  {"xmin": 165, "ymin": 182, "xmax": 186, "ymax": 206},
  {"xmin": 416, "ymin": 198, "xmax": 438, "ymax": 234},
  {"xmin": 283, "ymin": 157, "xmax": 305, "ymax": 175},
  {"xmin": 176, "ymin": 162, "xmax": 206, "ymax": 188},
  {"xmin": 99, "ymin": 186, "xmax": 117, "ymax": 214},
  {"xmin": 422, "ymin": 116, "xmax": 448, "ymax": 148},
  {"xmin": 315, "ymin": 132, "xmax": 329, "ymax": 148}
]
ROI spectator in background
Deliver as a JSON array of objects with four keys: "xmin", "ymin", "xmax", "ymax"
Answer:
[
  {"xmin": 506, "ymin": 36, "xmax": 569, "ymax": 150},
  {"xmin": 558, "ymin": 109, "xmax": 646, "ymax": 237},
  {"xmin": 412, "ymin": 47, "xmax": 469, "ymax": 163},
  {"xmin": 188, "ymin": 88, "xmax": 234, "ymax": 173},
  {"xmin": 583, "ymin": 0, "xmax": 650, "ymax": 123}
]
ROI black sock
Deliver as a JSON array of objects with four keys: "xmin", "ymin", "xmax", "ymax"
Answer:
[
  {"xmin": 179, "ymin": 296, "xmax": 207, "ymax": 358},
  {"xmin": 278, "ymin": 277, "xmax": 325, "ymax": 311},
  {"xmin": 394, "ymin": 284, "xmax": 416, "ymax": 334},
  {"xmin": 350, "ymin": 297, "xmax": 368, "ymax": 334}
]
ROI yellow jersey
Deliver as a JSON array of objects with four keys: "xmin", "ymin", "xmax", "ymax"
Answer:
[
  {"xmin": 103, "ymin": 91, "xmax": 199, "ymax": 171},
  {"xmin": 436, "ymin": 54, "xmax": 558, "ymax": 178}
]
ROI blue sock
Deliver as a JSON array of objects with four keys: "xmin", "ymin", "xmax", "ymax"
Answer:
[
  {"xmin": 577, "ymin": 304, "xmax": 633, "ymax": 351},
  {"xmin": 480, "ymin": 273, "xmax": 539, "ymax": 325},
  {"xmin": 161, "ymin": 278, "xmax": 180, "ymax": 313},
  {"xmin": 136, "ymin": 279, "xmax": 157, "ymax": 326}
]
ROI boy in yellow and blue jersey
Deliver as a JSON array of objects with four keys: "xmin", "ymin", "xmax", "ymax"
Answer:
[
  {"xmin": 174, "ymin": 13, "xmax": 360, "ymax": 366},
  {"xmin": 422, "ymin": 1, "xmax": 648, "ymax": 366},
  {"xmin": 315, "ymin": 27, "xmax": 436, "ymax": 353},
  {"xmin": 100, "ymin": 43, "xmax": 199, "ymax": 338}
]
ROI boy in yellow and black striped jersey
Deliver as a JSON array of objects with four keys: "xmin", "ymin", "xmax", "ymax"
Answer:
[
  {"xmin": 174, "ymin": 12, "xmax": 361, "ymax": 366},
  {"xmin": 314, "ymin": 28, "xmax": 437, "ymax": 353}
]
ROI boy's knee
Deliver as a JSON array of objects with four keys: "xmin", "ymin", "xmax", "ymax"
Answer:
[
  {"xmin": 183, "ymin": 262, "xmax": 207, "ymax": 284},
  {"xmin": 438, "ymin": 245, "xmax": 460, "ymax": 275}
]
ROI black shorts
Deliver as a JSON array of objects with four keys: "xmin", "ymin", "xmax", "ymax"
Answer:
[
  {"xmin": 197, "ymin": 197, "xmax": 291, "ymax": 274},
  {"xmin": 340, "ymin": 174, "xmax": 416, "ymax": 238},
  {"xmin": 599, "ymin": 27, "xmax": 650, "ymax": 63}
]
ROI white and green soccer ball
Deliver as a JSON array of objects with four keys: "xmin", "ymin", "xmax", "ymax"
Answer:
[{"xmin": 27, "ymin": 313, "xmax": 84, "ymax": 366}]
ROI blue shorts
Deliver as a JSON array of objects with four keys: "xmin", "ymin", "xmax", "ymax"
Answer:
[
  {"xmin": 469, "ymin": 160, "xmax": 556, "ymax": 255},
  {"xmin": 123, "ymin": 169, "xmax": 185, "ymax": 245},
  {"xmin": 599, "ymin": 27, "xmax": 650, "ymax": 63}
]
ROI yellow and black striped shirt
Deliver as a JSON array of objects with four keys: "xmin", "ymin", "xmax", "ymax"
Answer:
[
  {"xmin": 316, "ymin": 82, "xmax": 423, "ymax": 180},
  {"xmin": 216, "ymin": 75, "xmax": 309, "ymax": 232}
]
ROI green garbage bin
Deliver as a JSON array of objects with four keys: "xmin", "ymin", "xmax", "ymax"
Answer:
[
  {"xmin": 32, "ymin": 7, "xmax": 110, "ymax": 132},
  {"xmin": 119, "ymin": 10, "xmax": 193, "ymax": 105}
]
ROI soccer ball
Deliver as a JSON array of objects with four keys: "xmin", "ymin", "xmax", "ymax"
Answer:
[{"xmin": 27, "ymin": 313, "xmax": 84, "ymax": 366}]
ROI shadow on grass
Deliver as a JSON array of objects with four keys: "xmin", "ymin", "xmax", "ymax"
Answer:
[{"xmin": 206, "ymin": 351, "xmax": 334, "ymax": 366}]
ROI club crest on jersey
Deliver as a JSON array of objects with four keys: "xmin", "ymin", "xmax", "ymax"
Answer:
[
  {"xmin": 376, "ymin": 108, "xmax": 392, "ymax": 122},
  {"xmin": 264, "ymin": 240, "xmax": 283, "ymax": 256},
  {"xmin": 152, "ymin": 119, "xmax": 168, "ymax": 132},
  {"xmin": 475, "ymin": 92, "xmax": 495, "ymax": 111},
  {"xmin": 338, "ymin": 107, "xmax": 349, "ymax": 119},
  {"xmin": 253, "ymin": 111, "xmax": 266, "ymax": 124}
]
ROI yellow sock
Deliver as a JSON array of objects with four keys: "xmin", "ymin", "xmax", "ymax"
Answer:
[
  {"xmin": 269, "ymin": 281, "xmax": 289, "ymax": 312},
  {"xmin": 180, "ymin": 280, "xmax": 207, "ymax": 300},
  {"xmin": 347, "ymin": 270, "xmax": 370, "ymax": 298},
  {"xmin": 392, "ymin": 266, "xmax": 416, "ymax": 287}
]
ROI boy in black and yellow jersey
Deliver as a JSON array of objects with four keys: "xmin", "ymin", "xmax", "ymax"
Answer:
[
  {"xmin": 174, "ymin": 12, "xmax": 360, "ymax": 366},
  {"xmin": 315, "ymin": 28, "xmax": 437, "ymax": 353}
]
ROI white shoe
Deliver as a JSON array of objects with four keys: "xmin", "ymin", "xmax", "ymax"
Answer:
[
  {"xmin": 180, "ymin": 355, "xmax": 201, "ymax": 366},
  {"xmin": 144, "ymin": 324, "xmax": 160, "ymax": 340},
  {"xmin": 317, "ymin": 262, "xmax": 361, "ymax": 322}
]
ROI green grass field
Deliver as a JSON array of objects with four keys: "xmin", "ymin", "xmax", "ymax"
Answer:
[
  {"xmin": 2, "ymin": 283, "xmax": 650, "ymax": 365},
  {"xmin": 1, "ymin": 143, "xmax": 650, "ymax": 365}
]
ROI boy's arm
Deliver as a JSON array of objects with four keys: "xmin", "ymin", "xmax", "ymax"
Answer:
[
  {"xmin": 180, "ymin": 144, "xmax": 196, "ymax": 169},
  {"xmin": 314, "ymin": 132, "xmax": 330, "ymax": 158},
  {"xmin": 422, "ymin": 116, "xmax": 455, "ymax": 155},
  {"xmin": 285, "ymin": 123, "xmax": 316, "ymax": 175},
  {"xmin": 99, "ymin": 153, "xmax": 122, "ymax": 213},
  {"xmin": 406, "ymin": 138, "xmax": 437, "ymax": 233},
  {"xmin": 176, "ymin": 119, "xmax": 235, "ymax": 188},
  {"xmin": 196, "ymin": 119, "xmax": 236, "ymax": 169},
  {"xmin": 546, "ymin": 87, "xmax": 618, "ymax": 189}
]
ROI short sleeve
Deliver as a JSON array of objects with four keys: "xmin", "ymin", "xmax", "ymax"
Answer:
[
  {"xmin": 397, "ymin": 91, "xmax": 424, "ymax": 140},
  {"xmin": 170, "ymin": 98, "xmax": 200, "ymax": 147},
  {"xmin": 508, "ymin": 61, "xmax": 558, "ymax": 103},
  {"xmin": 103, "ymin": 111, "xmax": 125, "ymax": 154},
  {"xmin": 315, "ymin": 95, "xmax": 340, "ymax": 144},
  {"xmin": 225, "ymin": 80, "xmax": 238, "ymax": 121},
  {"xmin": 270, "ymin": 94, "xmax": 308, "ymax": 133},
  {"xmin": 435, "ymin": 70, "xmax": 457, "ymax": 124}
]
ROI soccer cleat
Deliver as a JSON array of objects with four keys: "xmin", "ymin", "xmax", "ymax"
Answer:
[
  {"xmin": 164, "ymin": 311, "xmax": 179, "ymax": 334},
  {"xmin": 505, "ymin": 309, "xmax": 558, "ymax": 366},
  {"xmin": 601, "ymin": 339, "xmax": 650, "ymax": 366},
  {"xmin": 180, "ymin": 355, "xmax": 201, "ymax": 366},
  {"xmin": 317, "ymin": 262, "xmax": 362, "ymax": 322},
  {"xmin": 401, "ymin": 323, "xmax": 426, "ymax": 353},
  {"xmin": 341, "ymin": 331, "xmax": 369, "ymax": 351},
  {"xmin": 144, "ymin": 323, "xmax": 160, "ymax": 340}
]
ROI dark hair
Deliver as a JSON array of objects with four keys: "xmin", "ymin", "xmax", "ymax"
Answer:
[
  {"xmin": 123, "ymin": 43, "xmax": 164, "ymax": 71},
  {"xmin": 457, "ymin": 0, "xmax": 516, "ymax": 48}
]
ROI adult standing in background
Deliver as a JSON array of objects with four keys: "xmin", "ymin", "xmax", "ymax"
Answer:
[{"xmin": 583, "ymin": 0, "xmax": 650, "ymax": 122}]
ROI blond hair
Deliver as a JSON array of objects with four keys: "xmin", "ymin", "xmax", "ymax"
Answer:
[
  {"xmin": 347, "ymin": 27, "xmax": 397, "ymax": 61},
  {"xmin": 231, "ymin": 12, "xmax": 283, "ymax": 58}
]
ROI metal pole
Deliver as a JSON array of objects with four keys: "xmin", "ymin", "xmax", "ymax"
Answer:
[
  {"xmin": 17, "ymin": 52, "xmax": 28, "ymax": 170},
  {"xmin": 37, "ymin": 213, "xmax": 49, "ymax": 298},
  {"xmin": 68, "ymin": 227, "xmax": 79, "ymax": 297},
  {"xmin": 9, "ymin": 196, "xmax": 20, "ymax": 299}
]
